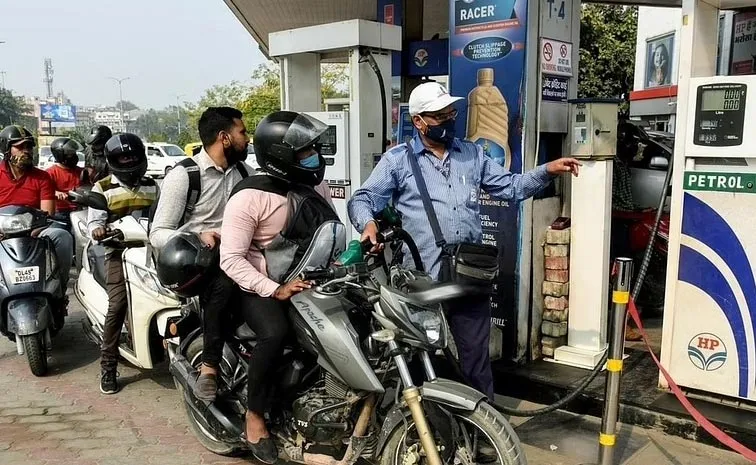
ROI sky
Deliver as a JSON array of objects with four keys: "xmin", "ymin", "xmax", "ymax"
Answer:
[{"xmin": 2, "ymin": 0, "xmax": 268, "ymax": 109}]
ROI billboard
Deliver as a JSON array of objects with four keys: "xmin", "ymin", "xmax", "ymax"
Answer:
[
  {"xmin": 40, "ymin": 104, "xmax": 77, "ymax": 123},
  {"xmin": 449, "ymin": 0, "xmax": 528, "ymax": 348},
  {"xmin": 731, "ymin": 11, "xmax": 756, "ymax": 75}
]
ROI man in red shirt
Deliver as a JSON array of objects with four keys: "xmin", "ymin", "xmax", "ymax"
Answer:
[
  {"xmin": 0, "ymin": 125, "xmax": 74, "ymax": 290},
  {"xmin": 46, "ymin": 137, "xmax": 84, "ymax": 228}
]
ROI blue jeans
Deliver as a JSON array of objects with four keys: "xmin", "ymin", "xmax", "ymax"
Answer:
[{"xmin": 39, "ymin": 227, "xmax": 73, "ymax": 290}]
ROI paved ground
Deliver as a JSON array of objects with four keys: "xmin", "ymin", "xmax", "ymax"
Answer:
[{"xmin": 0, "ymin": 291, "xmax": 752, "ymax": 465}]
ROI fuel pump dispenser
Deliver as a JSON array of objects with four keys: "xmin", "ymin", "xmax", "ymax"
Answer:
[
  {"xmin": 660, "ymin": 0, "xmax": 756, "ymax": 402},
  {"xmin": 268, "ymin": 20, "xmax": 401, "ymax": 241},
  {"xmin": 553, "ymin": 99, "xmax": 620, "ymax": 369}
]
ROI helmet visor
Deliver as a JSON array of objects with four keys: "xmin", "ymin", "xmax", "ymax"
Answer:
[{"xmin": 282, "ymin": 114, "xmax": 329, "ymax": 152}]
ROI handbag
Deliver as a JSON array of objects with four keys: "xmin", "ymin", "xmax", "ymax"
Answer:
[{"xmin": 406, "ymin": 145, "xmax": 499, "ymax": 285}]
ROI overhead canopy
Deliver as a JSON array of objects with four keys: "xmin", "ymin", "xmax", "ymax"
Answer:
[{"xmin": 224, "ymin": 0, "xmax": 689, "ymax": 57}]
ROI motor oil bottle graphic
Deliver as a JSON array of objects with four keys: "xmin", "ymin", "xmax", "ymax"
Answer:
[{"xmin": 466, "ymin": 68, "xmax": 511, "ymax": 169}]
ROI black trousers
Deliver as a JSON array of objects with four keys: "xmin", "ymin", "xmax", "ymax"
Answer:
[
  {"xmin": 101, "ymin": 251, "xmax": 127, "ymax": 371},
  {"xmin": 237, "ymin": 292, "xmax": 289, "ymax": 414},
  {"xmin": 445, "ymin": 295, "xmax": 495, "ymax": 399},
  {"xmin": 200, "ymin": 270, "xmax": 237, "ymax": 368}
]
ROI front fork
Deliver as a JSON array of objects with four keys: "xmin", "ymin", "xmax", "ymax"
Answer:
[{"xmin": 390, "ymin": 341, "xmax": 443, "ymax": 465}]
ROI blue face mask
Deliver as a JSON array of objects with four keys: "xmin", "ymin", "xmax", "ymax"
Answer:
[{"xmin": 299, "ymin": 153, "xmax": 320, "ymax": 168}]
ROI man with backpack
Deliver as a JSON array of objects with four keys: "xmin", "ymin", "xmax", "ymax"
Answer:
[{"xmin": 149, "ymin": 106, "xmax": 254, "ymax": 401}]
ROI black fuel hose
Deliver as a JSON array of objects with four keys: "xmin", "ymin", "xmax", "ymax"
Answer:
[
  {"xmin": 631, "ymin": 140, "xmax": 674, "ymax": 301},
  {"xmin": 360, "ymin": 47, "xmax": 388, "ymax": 155},
  {"xmin": 490, "ymin": 351, "xmax": 609, "ymax": 416},
  {"xmin": 441, "ymin": 347, "xmax": 608, "ymax": 416}
]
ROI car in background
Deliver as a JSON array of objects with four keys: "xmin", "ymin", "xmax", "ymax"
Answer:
[
  {"xmin": 146, "ymin": 143, "xmax": 188, "ymax": 177},
  {"xmin": 36, "ymin": 147, "xmax": 85, "ymax": 171},
  {"xmin": 246, "ymin": 143, "xmax": 260, "ymax": 171},
  {"xmin": 184, "ymin": 142, "xmax": 202, "ymax": 156},
  {"xmin": 626, "ymin": 122, "xmax": 673, "ymax": 211}
]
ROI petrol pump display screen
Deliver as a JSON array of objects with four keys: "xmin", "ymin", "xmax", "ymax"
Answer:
[
  {"xmin": 317, "ymin": 125, "xmax": 337, "ymax": 160},
  {"xmin": 693, "ymin": 83, "xmax": 747, "ymax": 147}
]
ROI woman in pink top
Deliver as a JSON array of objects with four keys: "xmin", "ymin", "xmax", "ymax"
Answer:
[{"xmin": 219, "ymin": 112, "xmax": 334, "ymax": 464}]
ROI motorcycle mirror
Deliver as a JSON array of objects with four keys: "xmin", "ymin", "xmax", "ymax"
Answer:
[
  {"xmin": 68, "ymin": 189, "xmax": 109, "ymax": 212},
  {"xmin": 649, "ymin": 156, "xmax": 669, "ymax": 170}
]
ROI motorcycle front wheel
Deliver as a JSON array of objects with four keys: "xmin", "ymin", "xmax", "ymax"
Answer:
[
  {"xmin": 380, "ymin": 401, "xmax": 526, "ymax": 465},
  {"xmin": 22, "ymin": 333, "xmax": 48, "ymax": 377},
  {"xmin": 175, "ymin": 337, "xmax": 240, "ymax": 456}
]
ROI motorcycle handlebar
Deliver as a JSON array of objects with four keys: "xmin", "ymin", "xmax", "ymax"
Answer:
[{"xmin": 300, "ymin": 267, "xmax": 348, "ymax": 282}]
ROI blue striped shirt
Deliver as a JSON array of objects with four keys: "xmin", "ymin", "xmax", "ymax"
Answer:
[{"xmin": 347, "ymin": 134, "xmax": 553, "ymax": 280}]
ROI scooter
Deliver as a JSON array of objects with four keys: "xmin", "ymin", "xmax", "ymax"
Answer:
[
  {"xmin": 69, "ymin": 190, "xmax": 182, "ymax": 369},
  {"xmin": 0, "ymin": 206, "xmax": 67, "ymax": 376}
]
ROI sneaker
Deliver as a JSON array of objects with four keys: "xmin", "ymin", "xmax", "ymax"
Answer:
[{"xmin": 100, "ymin": 369, "xmax": 119, "ymax": 395}]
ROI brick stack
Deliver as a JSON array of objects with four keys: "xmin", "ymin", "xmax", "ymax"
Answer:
[{"xmin": 541, "ymin": 227, "xmax": 570, "ymax": 358}]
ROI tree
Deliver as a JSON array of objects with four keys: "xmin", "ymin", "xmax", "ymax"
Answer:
[
  {"xmin": 59, "ymin": 128, "xmax": 87, "ymax": 145},
  {"xmin": 117, "ymin": 100, "xmax": 139, "ymax": 111},
  {"xmin": 188, "ymin": 62, "xmax": 350, "ymax": 132},
  {"xmin": 0, "ymin": 88, "xmax": 32, "ymax": 127},
  {"xmin": 578, "ymin": 5, "xmax": 638, "ymax": 113}
]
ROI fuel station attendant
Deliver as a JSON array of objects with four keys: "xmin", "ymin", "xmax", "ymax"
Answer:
[{"xmin": 348, "ymin": 82, "xmax": 580, "ymax": 398}]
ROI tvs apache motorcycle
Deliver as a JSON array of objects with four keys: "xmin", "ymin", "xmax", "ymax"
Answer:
[{"xmin": 168, "ymin": 208, "xmax": 526, "ymax": 465}]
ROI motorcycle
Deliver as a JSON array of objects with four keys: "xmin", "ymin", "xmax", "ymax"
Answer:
[
  {"xmin": 0, "ymin": 206, "xmax": 68, "ymax": 376},
  {"xmin": 69, "ymin": 190, "xmax": 183, "ymax": 370},
  {"xmin": 168, "ymin": 208, "xmax": 525, "ymax": 465}
]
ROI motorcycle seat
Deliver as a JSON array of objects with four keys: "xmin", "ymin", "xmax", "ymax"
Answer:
[{"xmin": 406, "ymin": 283, "xmax": 487, "ymax": 306}]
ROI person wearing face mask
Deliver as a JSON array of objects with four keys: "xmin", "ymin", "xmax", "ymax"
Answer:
[
  {"xmin": 149, "ymin": 106, "xmax": 253, "ymax": 401},
  {"xmin": 348, "ymin": 82, "xmax": 581, "ymax": 399},
  {"xmin": 0, "ymin": 125, "xmax": 75, "ymax": 295},
  {"xmin": 47, "ymin": 137, "xmax": 85, "ymax": 229},
  {"xmin": 219, "ymin": 111, "xmax": 334, "ymax": 462}
]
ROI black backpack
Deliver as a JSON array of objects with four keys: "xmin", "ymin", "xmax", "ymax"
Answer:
[
  {"xmin": 230, "ymin": 175, "xmax": 339, "ymax": 282},
  {"xmin": 147, "ymin": 157, "xmax": 249, "ymax": 233}
]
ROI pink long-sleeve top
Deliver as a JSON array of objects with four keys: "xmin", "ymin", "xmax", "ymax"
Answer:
[{"xmin": 219, "ymin": 181, "xmax": 332, "ymax": 297}]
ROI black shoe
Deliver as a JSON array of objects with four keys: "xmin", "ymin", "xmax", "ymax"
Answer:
[
  {"xmin": 100, "ymin": 369, "xmax": 119, "ymax": 395},
  {"xmin": 194, "ymin": 373, "xmax": 218, "ymax": 402},
  {"xmin": 243, "ymin": 435, "xmax": 278, "ymax": 464}
]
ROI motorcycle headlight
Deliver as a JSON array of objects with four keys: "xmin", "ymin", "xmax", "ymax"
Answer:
[
  {"xmin": 0, "ymin": 213, "xmax": 34, "ymax": 235},
  {"xmin": 405, "ymin": 302, "xmax": 446, "ymax": 348},
  {"xmin": 130, "ymin": 264, "xmax": 175, "ymax": 299}
]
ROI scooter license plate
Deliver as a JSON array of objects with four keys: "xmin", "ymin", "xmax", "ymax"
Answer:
[{"xmin": 11, "ymin": 266, "xmax": 40, "ymax": 284}]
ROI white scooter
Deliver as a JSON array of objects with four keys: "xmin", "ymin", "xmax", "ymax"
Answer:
[{"xmin": 68, "ymin": 190, "xmax": 183, "ymax": 369}]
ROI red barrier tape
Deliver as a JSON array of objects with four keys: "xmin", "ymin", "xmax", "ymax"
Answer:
[{"xmin": 627, "ymin": 298, "xmax": 756, "ymax": 462}]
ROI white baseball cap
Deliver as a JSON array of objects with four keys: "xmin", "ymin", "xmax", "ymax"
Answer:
[{"xmin": 408, "ymin": 82, "xmax": 464, "ymax": 116}]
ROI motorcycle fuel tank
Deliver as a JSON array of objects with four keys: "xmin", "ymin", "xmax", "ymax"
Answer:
[{"xmin": 289, "ymin": 290, "xmax": 384, "ymax": 393}]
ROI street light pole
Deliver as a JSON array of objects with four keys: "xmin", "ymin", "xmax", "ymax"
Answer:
[
  {"xmin": 107, "ymin": 76, "xmax": 130, "ymax": 132},
  {"xmin": 175, "ymin": 94, "xmax": 184, "ymax": 135}
]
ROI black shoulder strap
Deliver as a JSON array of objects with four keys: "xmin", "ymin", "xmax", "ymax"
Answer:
[
  {"xmin": 406, "ymin": 145, "xmax": 446, "ymax": 248},
  {"xmin": 177, "ymin": 158, "xmax": 200, "ymax": 226},
  {"xmin": 236, "ymin": 163, "xmax": 249, "ymax": 178},
  {"xmin": 230, "ymin": 174, "xmax": 290, "ymax": 198}
]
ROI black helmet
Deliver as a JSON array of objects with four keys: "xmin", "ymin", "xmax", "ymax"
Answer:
[
  {"xmin": 0, "ymin": 125, "xmax": 35, "ymax": 155},
  {"xmin": 86, "ymin": 125, "xmax": 112, "ymax": 146},
  {"xmin": 253, "ymin": 111, "xmax": 328, "ymax": 186},
  {"xmin": 156, "ymin": 232, "xmax": 219, "ymax": 298},
  {"xmin": 51, "ymin": 137, "xmax": 83, "ymax": 165},
  {"xmin": 104, "ymin": 133, "xmax": 147, "ymax": 187}
]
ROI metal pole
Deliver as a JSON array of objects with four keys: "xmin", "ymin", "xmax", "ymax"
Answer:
[
  {"xmin": 176, "ymin": 95, "xmax": 183, "ymax": 135},
  {"xmin": 597, "ymin": 257, "xmax": 633, "ymax": 465},
  {"xmin": 107, "ymin": 76, "xmax": 130, "ymax": 132}
]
